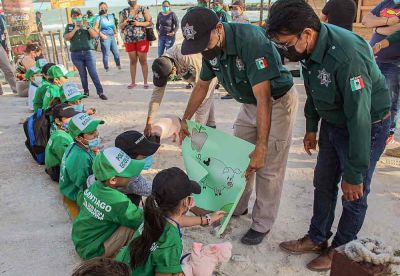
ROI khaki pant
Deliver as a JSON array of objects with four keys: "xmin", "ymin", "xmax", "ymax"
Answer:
[
  {"xmin": 233, "ymin": 87, "xmax": 298, "ymax": 233},
  {"xmin": 103, "ymin": 226, "xmax": 134, "ymax": 258},
  {"xmin": 194, "ymin": 77, "xmax": 218, "ymax": 127},
  {"xmin": 0, "ymin": 46, "xmax": 17, "ymax": 94}
]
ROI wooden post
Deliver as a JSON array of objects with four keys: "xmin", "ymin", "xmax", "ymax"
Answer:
[
  {"xmin": 43, "ymin": 33, "xmax": 52, "ymax": 62},
  {"xmin": 50, "ymin": 32, "xmax": 59, "ymax": 64},
  {"xmin": 259, "ymin": 0, "xmax": 264, "ymax": 26},
  {"xmin": 57, "ymin": 30, "xmax": 69, "ymax": 70}
]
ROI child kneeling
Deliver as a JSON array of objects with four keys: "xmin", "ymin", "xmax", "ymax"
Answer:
[{"xmin": 72, "ymin": 147, "xmax": 145, "ymax": 260}]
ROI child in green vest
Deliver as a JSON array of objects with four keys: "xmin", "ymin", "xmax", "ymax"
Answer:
[
  {"xmin": 44, "ymin": 103, "xmax": 80, "ymax": 182},
  {"xmin": 59, "ymin": 113, "xmax": 104, "ymax": 201},
  {"xmin": 72, "ymin": 147, "xmax": 145, "ymax": 260},
  {"xmin": 33, "ymin": 63, "xmax": 56, "ymax": 113},
  {"xmin": 25, "ymin": 66, "xmax": 42, "ymax": 111},
  {"xmin": 61, "ymin": 82, "xmax": 96, "ymax": 115},
  {"xmin": 42, "ymin": 64, "xmax": 74, "ymax": 110},
  {"xmin": 116, "ymin": 167, "xmax": 225, "ymax": 276}
]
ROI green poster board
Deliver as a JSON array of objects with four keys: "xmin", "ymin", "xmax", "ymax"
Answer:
[{"xmin": 182, "ymin": 120, "xmax": 254, "ymax": 236}]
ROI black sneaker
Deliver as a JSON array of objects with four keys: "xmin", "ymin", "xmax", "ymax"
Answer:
[
  {"xmin": 241, "ymin": 229, "xmax": 269, "ymax": 245},
  {"xmin": 185, "ymin": 83, "xmax": 193, "ymax": 89},
  {"xmin": 84, "ymin": 91, "xmax": 89, "ymax": 96},
  {"xmin": 221, "ymin": 94, "xmax": 233, "ymax": 100},
  {"xmin": 99, "ymin": 94, "xmax": 108, "ymax": 100}
]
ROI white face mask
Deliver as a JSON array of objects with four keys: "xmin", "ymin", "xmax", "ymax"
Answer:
[{"xmin": 34, "ymin": 76, "xmax": 42, "ymax": 85}]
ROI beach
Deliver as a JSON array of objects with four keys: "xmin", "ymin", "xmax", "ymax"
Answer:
[{"xmin": 0, "ymin": 43, "xmax": 399, "ymax": 275}]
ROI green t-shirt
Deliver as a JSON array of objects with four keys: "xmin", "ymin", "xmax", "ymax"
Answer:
[
  {"xmin": 116, "ymin": 222, "xmax": 183, "ymax": 276},
  {"xmin": 59, "ymin": 143, "xmax": 95, "ymax": 201},
  {"xmin": 200, "ymin": 22, "xmax": 293, "ymax": 104},
  {"xmin": 45, "ymin": 129, "xmax": 73, "ymax": 169},
  {"xmin": 33, "ymin": 79, "xmax": 50, "ymax": 113},
  {"xmin": 64, "ymin": 24, "xmax": 95, "ymax": 52},
  {"xmin": 42, "ymin": 83, "xmax": 61, "ymax": 110},
  {"xmin": 72, "ymin": 181, "xmax": 144, "ymax": 260}
]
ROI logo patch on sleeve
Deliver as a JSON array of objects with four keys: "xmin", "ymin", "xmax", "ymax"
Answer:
[
  {"xmin": 350, "ymin": 76, "xmax": 365, "ymax": 92},
  {"xmin": 255, "ymin": 57, "xmax": 268, "ymax": 70}
]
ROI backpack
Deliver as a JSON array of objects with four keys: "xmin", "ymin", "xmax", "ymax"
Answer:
[{"xmin": 23, "ymin": 109, "xmax": 51, "ymax": 165}]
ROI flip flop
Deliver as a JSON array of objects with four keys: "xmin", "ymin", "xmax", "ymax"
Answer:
[
  {"xmin": 127, "ymin": 83, "xmax": 137, "ymax": 89},
  {"xmin": 143, "ymin": 84, "xmax": 150, "ymax": 89}
]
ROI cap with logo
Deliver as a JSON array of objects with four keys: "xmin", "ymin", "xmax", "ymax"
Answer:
[
  {"xmin": 152, "ymin": 167, "xmax": 201, "ymax": 205},
  {"xmin": 93, "ymin": 147, "xmax": 145, "ymax": 181},
  {"xmin": 71, "ymin": 8, "xmax": 82, "ymax": 16},
  {"xmin": 25, "ymin": 66, "xmax": 42, "ymax": 80},
  {"xmin": 181, "ymin": 7, "xmax": 219, "ymax": 55},
  {"xmin": 48, "ymin": 103, "xmax": 80, "ymax": 118},
  {"xmin": 48, "ymin": 64, "xmax": 74, "ymax": 80},
  {"xmin": 67, "ymin": 113, "xmax": 105, "ymax": 138},
  {"xmin": 61, "ymin": 82, "xmax": 86, "ymax": 102},
  {"xmin": 36, "ymin": 58, "xmax": 49, "ymax": 69},
  {"xmin": 152, "ymin": 57, "xmax": 174, "ymax": 87},
  {"xmin": 115, "ymin": 130, "xmax": 160, "ymax": 158}
]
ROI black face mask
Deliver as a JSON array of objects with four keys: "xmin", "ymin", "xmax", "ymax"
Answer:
[
  {"xmin": 201, "ymin": 31, "xmax": 222, "ymax": 61},
  {"xmin": 128, "ymin": 1, "xmax": 136, "ymax": 7},
  {"xmin": 99, "ymin": 9, "xmax": 107, "ymax": 15},
  {"xmin": 281, "ymin": 44, "xmax": 310, "ymax": 62}
]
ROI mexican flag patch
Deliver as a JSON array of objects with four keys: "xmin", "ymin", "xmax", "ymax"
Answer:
[
  {"xmin": 350, "ymin": 76, "xmax": 365, "ymax": 92},
  {"xmin": 255, "ymin": 57, "xmax": 268, "ymax": 70}
]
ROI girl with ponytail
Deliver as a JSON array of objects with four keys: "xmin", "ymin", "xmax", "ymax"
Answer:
[{"xmin": 116, "ymin": 167, "xmax": 225, "ymax": 276}]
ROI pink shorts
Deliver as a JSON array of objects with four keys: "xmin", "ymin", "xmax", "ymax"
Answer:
[{"xmin": 125, "ymin": 40, "xmax": 150, "ymax": 53}]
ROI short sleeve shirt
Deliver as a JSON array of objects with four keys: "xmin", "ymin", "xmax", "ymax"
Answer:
[
  {"xmin": 45, "ymin": 129, "xmax": 73, "ymax": 169},
  {"xmin": 96, "ymin": 14, "xmax": 116, "ymax": 36},
  {"xmin": 369, "ymin": 0, "xmax": 400, "ymax": 62},
  {"xmin": 115, "ymin": 222, "xmax": 183, "ymax": 276},
  {"xmin": 321, "ymin": 0, "xmax": 356, "ymax": 31},
  {"xmin": 72, "ymin": 181, "xmax": 144, "ymax": 260},
  {"xmin": 42, "ymin": 84, "xmax": 61, "ymax": 110},
  {"xmin": 200, "ymin": 23, "xmax": 293, "ymax": 104},
  {"xmin": 33, "ymin": 79, "xmax": 50, "ymax": 113},
  {"xmin": 64, "ymin": 24, "xmax": 95, "ymax": 52},
  {"xmin": 59, "ymin": 143, "xmax": 95, "ymax": 201}
]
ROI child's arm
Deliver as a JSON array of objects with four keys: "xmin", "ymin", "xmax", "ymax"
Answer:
[
  {"xmin": 115, "ymin": 200, "xmax": 144, "ymax": 230},
  {"xmin": 178, "ymin": 211, "xmax": 225, "ymax": 227}
]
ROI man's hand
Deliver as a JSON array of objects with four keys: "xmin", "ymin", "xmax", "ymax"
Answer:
[
  {"xmin": 341, "ymin": 180, "xmax": 364, "ymax": 201},
  {"xmin": 245, "ymin": 146, "xmax": 266, "ymax": 178},
  {"xmin": 303, "ymin": 132, "xmax": 317, "ymax": 155},
  {"xmin": 179, "ymin": 119, "xmax": 190, "ymax": 144},
  {"xmin": 144, "ymin": 123, "xmax": 152, "ymax": 137},
  {"xmin": 83, "ymin": 19, "xmax": 89, "ymax": 28},
  {"xmin": 74, "ymin": 24, "xmax": 81, "ymax": 31}
]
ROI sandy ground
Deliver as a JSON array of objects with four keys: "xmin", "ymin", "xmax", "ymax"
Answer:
[{"xmin": 0, "ymin": 45, "xmax": 399, "ymax": 276}]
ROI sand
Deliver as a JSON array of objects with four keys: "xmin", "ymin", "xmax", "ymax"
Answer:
[{"xmin": 0, "ymin": 45, "xmax": 399, "ymax": 276}]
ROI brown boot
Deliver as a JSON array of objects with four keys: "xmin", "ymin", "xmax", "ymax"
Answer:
[
  {"xmin": 279, "ymin": 235, "xmax": 328, "ymax": 255},
  {"xmin": 306, "ymin": 247, "xmax": 334, "ymax": 272}
]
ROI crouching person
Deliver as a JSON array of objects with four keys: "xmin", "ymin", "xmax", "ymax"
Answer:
[{"xmin": 72, "ymin": 147, "xmax": 145, "ymax": 260}]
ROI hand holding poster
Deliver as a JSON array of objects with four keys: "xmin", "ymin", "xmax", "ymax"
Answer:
[{"xmin": 182, "ymin": 121, "xmax": 254, "ymax": 236}]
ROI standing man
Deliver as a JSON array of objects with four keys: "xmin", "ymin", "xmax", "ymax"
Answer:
[
  {"xmin": 36, "ymin": 11, "xmax": 43, "ymax": 32},
  {"xmin": 320, "ymin": 0, "xmax": 356, "ymax": 31},
  {"xmin": 144, "ymin": 44, "xmax": 217, "ymax": 137},
  {"xmin": 0, "ymin": 15, "xmax": 17, "ymax": 95},
  {"xmin": 267, "ymin": 0, "xmax": 391, "ymax": 271},
  {"xmin": 179, "ymin": 7, "xmax": 298, "ymax": 245},
  {"xmin": 363, "ymin": 0, "xmax": 400, "ymax": 144}
]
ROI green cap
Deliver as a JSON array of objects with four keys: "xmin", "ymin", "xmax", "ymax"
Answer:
[
  {"xmin": 25, "ymin": 66, "xmax": 42, "ymax": 80},
  {"xmin": 93, "ymin": 147, "xmax": 145, "ymax": 181},
  {"xmin": 61, "ymin": 82, "xmax": 87, "ymax": 102},
  {"xmin": 67, "ymin": 113, "xmax": 104, "ymax": 138},
  {"xmin": 35, "ymin": 58, "xmax": 49, "ymax": 69},
  {"xmin": 48, "ymin": 64, "xmax": 74, "ymax": 80}
]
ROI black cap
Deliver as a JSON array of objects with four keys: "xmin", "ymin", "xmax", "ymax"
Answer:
[
  {"xmin": 152, "ymin": 167, "xmax": 201, "ymax": 204},
  {"xmin": 71, "ymin": 8, "xmax": 82, "ymax": 16},
  {"xmin": 115, "ymin": 130, "xmax": 160, "ymax": 158},
  {"xmin": 152, "ymin": 57, "xmax": 173, "ymax": 87},
  {"xmin": 181, "ymin": 7, "xmax": 219, "ymax": 55},
  {"xmin": 49, "ymin": 103, "xmax": 80, "ymax": 118}
]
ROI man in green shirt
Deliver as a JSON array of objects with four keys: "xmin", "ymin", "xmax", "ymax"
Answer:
[
  {"xmin": 42, "ymin": 64, "xmax": 74, "ymax": 110},
  {"xmin": 33, "ymin": 62, "xmax": 55, "ymax": 113},
  {"xmin": 179, "ymin": 7, "xmax": 298, "ymax": 245},
  {"xmin": 267, "ymin": 0, "xmax": 391, "ymax": 271},
  {"xmin": 45, "ymin": 103, "xmax": 79, "ymax": 181},
  {"xmin": 72, "ymin": 147, "xmax": 145, "ymax": 260},
  {"xmin": 59, "ymin": 113, "xmax": 104, "ymax": 201}
]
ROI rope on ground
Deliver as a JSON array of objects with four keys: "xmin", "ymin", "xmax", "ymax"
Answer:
[{"xmin": 344, "ymin": 238, "xmax": 400, "ymax": 265}]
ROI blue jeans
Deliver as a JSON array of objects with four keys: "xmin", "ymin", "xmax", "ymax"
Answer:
[
  {"xmin": 71, "ymin": 50, "xmax": 104, "ymax": 95},
  {"xmin": 377, "ymin": 62, "xmax": 400, "ymax": 134},
  {"xmin": 100, "ymin": 36, "xmax": 120, "ymax": 70},
  {"xmin": 158, "ymin": 35, "xmax": 175, "ymax": 57},
  {"xmin": 308, "ymin": 118, "xmax": 390, "ymax": 248}
]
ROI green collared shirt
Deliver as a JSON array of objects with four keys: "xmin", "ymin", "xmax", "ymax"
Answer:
[
  {"xmin": 302, "ymin": 23, "xmax": 390, "ymax": 184},
  {"xmin": 64, "ymin": 24, "xmax": 95, "ymax": 52},
  {"xmin": 200, "ymin": 23, "xmax": 293, "ymax": 104}
]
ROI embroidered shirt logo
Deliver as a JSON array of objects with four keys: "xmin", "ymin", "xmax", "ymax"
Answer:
[
  {"xmin": 350, "ymin": 76, "xmax": 365, "ymax": 92},
  {"xmin": 255, "ymin": 57, "xmax": 268, "ymax": 70},
  {"xmin": 236, "ymin": 57, "xmax": 245, "ymax": 71},
  {"xmin": 183, "ymin": 23, "xmax": 196, "ymax": 40},
  {"xmin": 317, "ymin": 68, "xmax": 331, "ymax": 87},
  {"xmin": 210, "ymin": 57, "xmax": 218, "ymax": 66}
]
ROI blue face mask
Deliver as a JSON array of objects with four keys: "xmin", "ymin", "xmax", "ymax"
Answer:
[
  {"xmin": 162, "ymin": 6, "xmax": 170, "ymax": 12},
  {"xmin": 143, "ymin": 155, "xmax": 154, "ymax": 170},
  {"xmin": 87, "ymin": 137, "xmax": 100, "ymax": 149},
  {"xmin": 73, "ymin": 103, "xmax": 84, "ymax": 112}
]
